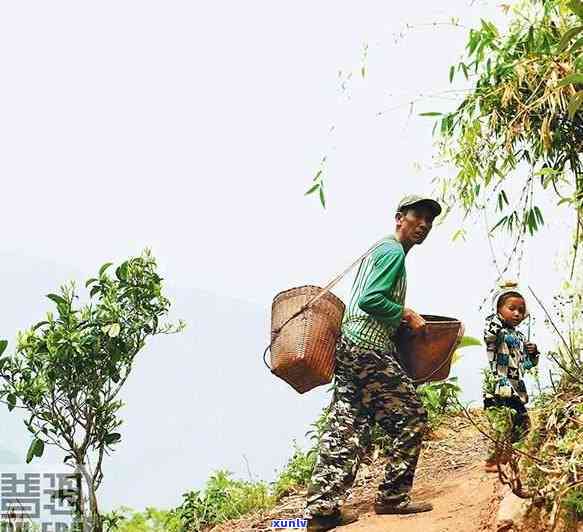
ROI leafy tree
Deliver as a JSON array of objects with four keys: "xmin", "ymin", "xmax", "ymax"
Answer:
[
  {"xmin": 435, "ymin": 0, "xmax": 583, "ymax": 266},
  {"xmin": 0, "ymin": 250, "xmax": 184, "ymax": 531}
]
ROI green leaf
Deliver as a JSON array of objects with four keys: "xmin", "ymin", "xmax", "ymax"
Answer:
[
  {"xmin": 105, "ymin": 433, "xmax": 122, "ymax": 445},
  {"xmin": 568, "ymin": 91, "xmax": 583, "ymax": 119},
  {"xmin": 534, "ymin": 206, "xmax": 544, "ymax": 225},
  {"xmin": 490, "ymin": 215, "xmax": 508, "ymax": 233},
  {"xmin": 25, "ymin": 438, "xmax": 44, "ymax": 464},
  {"xmin": 419, "ymin": 112, "xmax": 443, "ymax": 117},
  {"xmin": 568, "ymin": 1, "xmax": 583, "ymax": 20},
  {"xmin": 46, "ymin": 294, "xmax": 67, "ymax": 308},
  {"xmin": 452, "ymin": 229, "xmax": 466, "ymax": 242},
  {"xmin": 85, "ymin": 278, "xmax": 98, "ymax": 288},
  {"xmin": 460, "ymin": 62, "xmax": 469, "ymax": 80},
  {"xmin": 304, "ymin": 184, "xmax": 320, "ymax": 196},
  {"xmin": 361, "ymin": 66, "xmax": 366, "ymax": 79},
  {"xmin": 99, "ymin": 262, "xmax": 113, "ymax": 277},
  {"xmin": 32, "ymin": 321, "xmax": 49, "ymax": 331},
  {"xmin": 6, "ymin": 393, "xmax": 16, "ymax": 411},
  {"xmin": 26, "ymin": 440, "xmax": 36, "ymax": 463},
  {"xmin": 319, "ymin": 187, "xmax": 326, "ymax": 209},
  {"xmin": 34, "ymin": 439, "xmax": 45, "ymax": 458},
  {"xmin": 108, "ymin": 323, "xmax": 121, "ymax": 338},
  {"xmin": 0, "ymin": 340, "xmax": 7, "ymax": 357},
  {"xmin": 458, "ymin": 336, "xmax": 481, "ymax": 348},
  {"xmin": 449, "ymin": 65, "xmax": 455, "ymax": 83},
  {"xmin": 558, "ymin": 26, "xmax": 583, "ymax": 52},
  {"xmin": 115, "ymin": 262, "xmax": 129, "ymax": 281},
  {"xmin": 557, "ymin": 73, "xmax": 583, "ymax": 87},
  {"xmin": 89, "ymin": 285, "xmax": 100, "ymax": 298}
]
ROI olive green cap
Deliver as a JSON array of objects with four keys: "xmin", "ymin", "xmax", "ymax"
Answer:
[{"xmin": 397, "ymin": 195, "xmax": 442, "ymax": 217}]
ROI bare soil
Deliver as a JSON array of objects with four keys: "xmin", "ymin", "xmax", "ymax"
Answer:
[{"xmin": 212, "ymin": 413, "xmax": 504, "ymax": 532}]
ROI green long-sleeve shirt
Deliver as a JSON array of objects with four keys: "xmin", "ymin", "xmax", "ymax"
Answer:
[{"xmin": 342, "ymin": 235, "xmax": 407, "ymax": 351}]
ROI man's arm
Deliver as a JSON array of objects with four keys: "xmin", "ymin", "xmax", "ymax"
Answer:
[{"xmin": 357, "ymin": 247, "xmax": 405, "ymax": 327}]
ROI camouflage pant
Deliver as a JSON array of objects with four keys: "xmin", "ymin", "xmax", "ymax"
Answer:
[{"xmin": 304, "ymin": 335, "xmax": 427, "ymax": 517}]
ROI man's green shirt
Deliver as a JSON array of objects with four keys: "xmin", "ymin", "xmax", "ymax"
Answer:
[{"xmin": 342, "ymin": 235, "xmax": 407, "ymax": 351}]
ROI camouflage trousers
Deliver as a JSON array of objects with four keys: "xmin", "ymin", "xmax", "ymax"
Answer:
[{"xmin": 304, "ymin": 335, "xmax": 427, "ymax": 518}]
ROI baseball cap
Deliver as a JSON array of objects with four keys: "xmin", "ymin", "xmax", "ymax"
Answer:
[{"xmin": 397, "ymin": 195, "xmax": 442, "ymax": 217}]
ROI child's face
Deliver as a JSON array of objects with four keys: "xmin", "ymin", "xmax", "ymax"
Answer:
[{"xmin": 498, "ymin": 296, "xmax": 526, "ymax": 327}]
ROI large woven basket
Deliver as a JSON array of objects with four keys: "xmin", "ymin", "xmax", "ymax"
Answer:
[
  {"xmin": 395, "ymin": 315, "xmax": 464, "ymax": 383},
  {"xmin": 269, "ymin": 285, "xmax": 345, "ymax": 394}
]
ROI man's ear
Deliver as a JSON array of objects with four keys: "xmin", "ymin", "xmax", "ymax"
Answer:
[{"xmin": 395, "ymin": 211, "xmax": 404, "ymax": 227}]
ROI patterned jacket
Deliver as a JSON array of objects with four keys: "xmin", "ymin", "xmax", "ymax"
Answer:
[{"xmin": 483, "ymin": 313, "xmax": 539, "ymax": 404}]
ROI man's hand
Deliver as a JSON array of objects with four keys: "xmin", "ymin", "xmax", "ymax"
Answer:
[
  {"xmin": 526, "ymin": 342, "xmax": 538, "ymax": 355},
  {"xmin": 402, "ymin": 308, "xmax": 426, "ymax": 332}
]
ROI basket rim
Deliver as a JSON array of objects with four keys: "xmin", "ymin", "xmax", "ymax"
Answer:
[
  {"xmin": 272, "ymin": 285, "xmax": 345, "ymax": 309},
  {"xmin": 420, "ymin": 314, "xmax": 461, "ymax": 323}
]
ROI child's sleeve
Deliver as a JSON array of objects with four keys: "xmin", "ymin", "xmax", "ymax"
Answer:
[
  {"xmin": 483, "ymin": 315, "xmax": 502, "ymax": 370},
  {"xmin": 483, "ymin": 316, "xmax": 513, "ymax": 398}
]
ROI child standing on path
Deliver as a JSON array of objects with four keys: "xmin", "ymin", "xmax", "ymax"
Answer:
[{"xmin": 483, "ymin": 281, "xmax": 540, "ymax": 472}]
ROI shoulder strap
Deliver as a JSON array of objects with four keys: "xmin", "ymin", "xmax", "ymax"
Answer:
[{"xmin": 263, "ymin": 236, "xmax": 391, "ymax": 369}]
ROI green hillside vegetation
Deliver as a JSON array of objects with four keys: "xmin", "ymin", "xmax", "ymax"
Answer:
[{"xmin": 103, "ymin": 373, "xmax": 468, "ymax": 531}]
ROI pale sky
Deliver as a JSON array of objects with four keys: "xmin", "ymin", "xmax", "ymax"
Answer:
[{"xmin": 0, "ymin": 0, "xmax": 572, "ymax": 512}]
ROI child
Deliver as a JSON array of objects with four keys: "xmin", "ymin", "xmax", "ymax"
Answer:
[{"xmin": 483, "ymin": 281, "xmax": 539, "ymax": 472}]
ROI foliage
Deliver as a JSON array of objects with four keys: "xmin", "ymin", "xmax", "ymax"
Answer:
[
  {"xmin": 435, "ymin": 0, "xmax": 583, "ymax": 261},
  {"xmin": 417, "ymin": 377, "xmax": 463, "ymax": 428},
  {"xmin": 564, "ymin": 487, "xmax": 583, "ymax": 518},
  {"xmin": 103, "ymin": 507, "xmax": 181, "ymax": 532},
  {"xmin": 0, "ymin": 250, "xmax": 184, "ymax": 532},
  {"xmin": 520, "ymin": 381, "xmax": 583, "ymax": 520},
  {"xmin": 173, "ymin": 470, "xmax": 273, "ymax": 531},
  {"xmin": 272, "ymin": 442, "xmax": 316, "ymax": 500}
]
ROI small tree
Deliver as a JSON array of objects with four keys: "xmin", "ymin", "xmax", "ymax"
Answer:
[{"xmin": 0, "ymin": 250, "xmax": 184, "ymax": 531}]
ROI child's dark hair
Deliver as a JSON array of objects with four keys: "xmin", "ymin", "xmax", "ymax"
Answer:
[{"xmin": 497, "ymin": 291, "xmax": 525, "ymax": 310}]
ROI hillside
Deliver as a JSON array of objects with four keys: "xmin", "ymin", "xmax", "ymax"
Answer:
[{"xmin": 210, "ymin": 414, "xmax": 508, "ymax": 532}]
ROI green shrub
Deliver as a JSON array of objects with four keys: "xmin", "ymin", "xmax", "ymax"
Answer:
[
  {"xmin": 174, "ymin": 470, "xmax": 273, "ymax": 531},
  {"xmin": 272, "ymin": 442, "xmax": 316, "ymax": 500},
  {"xmin": 103, "ymin": 507, "xmax": 181, "ymax": 532},
  {"xmin": 417, "ymin": 377, "xmax": 463, "ymax": 428}
]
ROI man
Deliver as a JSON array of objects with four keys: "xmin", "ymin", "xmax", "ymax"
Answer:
[{"xmin": 305, "ymin": 195, "xmax": 442, "ymax": 532}]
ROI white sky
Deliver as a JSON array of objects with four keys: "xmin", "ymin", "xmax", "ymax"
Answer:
[{"xmin": 0, "ymin": 0, "xmax": 574, "ymax": 513}]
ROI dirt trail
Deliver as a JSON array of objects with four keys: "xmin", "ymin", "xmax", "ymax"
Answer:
[
  {"xmin": 212, "ymin": 413, "xmax": 503, "ymax": 532},
  {"xmin": 342, "ymin": 461, "xmax": 499, "ymax": 532}
]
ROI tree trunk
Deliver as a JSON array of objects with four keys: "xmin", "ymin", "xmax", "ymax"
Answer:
[{"xmin": 77, "ymin": 463, "xmax": 102, "ymax": 532}]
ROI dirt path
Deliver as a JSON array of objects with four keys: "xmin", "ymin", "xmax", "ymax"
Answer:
[
  {"xmin": 342, "ymin": 461, "xmax": 499, "ymax": 532},
  {"xmin": 212, "ymin": 413, "xmax": 503, "ymax": 532}
]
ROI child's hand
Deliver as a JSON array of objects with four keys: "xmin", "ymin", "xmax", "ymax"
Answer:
[{"xmin": 526, "ymin": 342, "xmax": 538, "ymax": 354}]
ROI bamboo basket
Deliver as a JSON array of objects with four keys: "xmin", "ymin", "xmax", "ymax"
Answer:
[
  {"xmin": 395, "ymin": 315, "xmax": 464, "ymax": 383},
  {"xmin": 268, "ymin": 285, "xmax": 345, "ymax": 394}
]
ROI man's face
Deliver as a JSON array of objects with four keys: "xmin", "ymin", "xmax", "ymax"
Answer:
[{"xmin": 395, "ymin": 204, "xmax": 435, "ymax": 246}]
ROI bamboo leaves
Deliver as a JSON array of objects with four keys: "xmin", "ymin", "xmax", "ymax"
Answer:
[{"xmin": 305, "ymin": 157, "xmax": 327, "ymax": 209}]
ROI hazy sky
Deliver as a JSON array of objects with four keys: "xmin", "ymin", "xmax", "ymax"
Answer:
[{"xmin": 0, "ymin": 0, "xmax": 572, "ymax": 512}]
